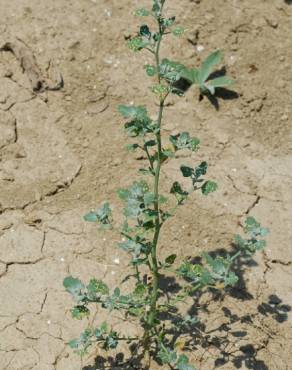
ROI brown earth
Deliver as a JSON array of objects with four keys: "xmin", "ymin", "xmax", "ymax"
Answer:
[{"xmin": 0, "ymin": 0, "xmax": 292, "ymax": 369}]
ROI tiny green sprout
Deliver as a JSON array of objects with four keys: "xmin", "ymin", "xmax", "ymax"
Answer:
[{"xmin": 64, "ymin": 1, "xmax": 268, "ymax": 369}]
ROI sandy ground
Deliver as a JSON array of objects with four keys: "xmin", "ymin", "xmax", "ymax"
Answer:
[{"xmin": 0, "ymin": 0, "xmax": 292, "ymax": 369}]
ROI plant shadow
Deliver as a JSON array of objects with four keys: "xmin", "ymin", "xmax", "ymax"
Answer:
[{"xmin": 82, "ymin": 245, "xmax": 291, "ymax": 370}]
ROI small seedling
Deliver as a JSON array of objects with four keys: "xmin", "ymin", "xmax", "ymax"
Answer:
[{"xmin": 64, "ymin": 1, "xmax": 268, "ymax": 368}]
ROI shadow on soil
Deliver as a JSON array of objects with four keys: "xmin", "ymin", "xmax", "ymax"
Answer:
[{"xmin": 82, "ymin": 246, "xmax": 291, "ymax": 370}]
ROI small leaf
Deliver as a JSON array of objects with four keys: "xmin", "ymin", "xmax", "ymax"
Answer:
[
  {"xmin": 194, "ymin": 161, "xmax": 208, "ymax": 178},
  {"xmin": 133, "ymin": 283, "xmax": 147, "ymax": 297},
  {"xmin": 127, "ymin": 36, "xmax": 149, "ymax": 52},
  {"xmin": 84, "ymin": 212, "xmax": 98, "ymax": 222},
  {"xmin": 224, "ymin": 272, "xmax": 239, "ymax": 287},
  {"xmin": 118, "ymin": 105, "xmax": 147, "ymax": 119},
  {"xmin": 71, "ymin": 306, "xmax": 90, "ymax": 320},
  {"xmin": 135, "ymin": 8, "xmax": 150, "ymax": 16},
  {"xmin": 162, "ymin": 16, "xmax": 176, "ymax": 28},
  {"xmin": 199, "ymin": 50, "xmax": 222, "ymax": 84},
  {"xmin": 201, "ymin": 180, "xmax": 218, "ymax": 195},
  {"xmin": 180, "ymin": 165, "xmax": 193, "ymax": 177},
  {"xmin": 63, "ymin": 276, "xmax": 85, "ymax": 302},
  {"xmin": 144, "ymin": 192, "xmax": 156, "ymax": 206},
  {"xmin": 165, "ymin": 254, "xmax": 177, "ymax": 265},
  {"xmin": 140, "ymin": 25, "xmax": 151, "ymax": 38},
  {"xmin": 113, "ymin": 287, "xmax": 120, "ymax": 297},
  {"xmin": 87, "ymin": 279, "xmax": 109, "ymax": 296},
  {"xmin": 172, "ymin": 26, "xmax": 185, "ymax": 37},
  {"xmin": 151, "ymin": 84, "xmax": 169, "ymax": 99},
  {"xmin": 176, "ymin": 354, "xmax": 196, "ymax": 370},
  {"xmin": 144, "ymin": 64, "xmax": 157, "ymax": 76},
  {"xmin": 126, "ymin": 143, "xmax": 139, "ymax": 151}
]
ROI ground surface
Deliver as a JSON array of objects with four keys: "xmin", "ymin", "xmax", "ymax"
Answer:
[{"xmin": 0, "ymin": 0, "xmax": 292, "ymax": 369}]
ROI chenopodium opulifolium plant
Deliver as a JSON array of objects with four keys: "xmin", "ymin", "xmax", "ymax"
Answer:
[{"xmin": 64, "ymin": 1, "xmax": 268, "ymax": 368}]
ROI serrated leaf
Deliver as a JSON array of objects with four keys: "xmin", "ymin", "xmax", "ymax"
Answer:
[
  {"xmin": 201, "ymin": 180, "xmax": 218, "ymax": 195},
  {"xmin": 199, "ymin": 50, "xmax": 222, "ymax": 84}
]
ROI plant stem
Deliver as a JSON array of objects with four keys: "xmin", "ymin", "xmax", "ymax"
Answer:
[{"xmin": 143, "ymin": 9, "xmax": 167, "ymax": 353}]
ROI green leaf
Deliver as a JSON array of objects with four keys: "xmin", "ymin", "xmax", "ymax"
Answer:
[
  {"xmin": 128, "ymin": 36, "xmax": 149, "ymax": 52},
  {"xmin": 133, "ymin": 283, "xmax": 147, "ymax": 298},
  {"xmin": 206, "ymin": 76, "xmax": 234, "ymax": 89},
  {"xmin": 144, "ymin": 192, "xmax": 156, "ymax": 206},
  {"xmin": 172, "ymin": 26, "xmax": 185, "ymax": 37},
  {"xmin": 170, "ymin": 132, "xmax": 200, "ymax": 151},
  {"xmin": 113, "ymin": 287, "xmax": 120, "ymax": 297},
  {"xmin": 118, "ymin": 105, "xmax": 147, "ymax": 120},
  {"xmin": 84, "ymin": 203, "xmax": 112, "ymax": 227},
  {"xmin": 170, "ymin": 181, "xmax": 188, "ymax": 204},
  {"xmin": 199, "ymin": 50, "xmax": 222, "ymax": 84},
  {"xmin": 125, "ymin": 143, "xmax": 139, "ymax": 151},
  {"xmin": 63, "ymin": 276, "xmax": 85, "ymax": 302},
  {"xmin": 201, "ymin": 180, "xmax": 218, "ymax": 195},
  {"xmin": 160, "ymin": 59, "xmax": 186, "ymax": 83},
  {"xmin": 165, "ymin": 254, "xmax": 177, "ymax": 265},
  {"xmin": 144, "ymin": 64, "xmax": 157, "ymax": 77},
  {"xmin": 180, "ymin": 68, "xmax": 199, "ymax": 84},
  {"xmin": 162, "ymin": 16, "xmax": 176, "ymax": 28},
  {"xmin": 180, "ymin": 165, "xmax": 193, "ymax": 177},
  {"xmin": 87, "ymin": 279, "xmax": 109, "ymax": 296},
  {"xmin": 83, "ymin": 212, "xmax": 98, "ymax": 222},
  {"xmin": 224, "ymin": 272, "xmax": 239, "ymax": 287},
  {"xmin": 194, "ymin": 161, "xmax": 208, "ymax": 179},
  {"xmin": 151, "ymin": 84, "xmax": 169, "ymax": 98},
  {"xmin": 135, "ymin": 8, "xmax": 150, "ymax": 16},
  {"xmin": 71, "ymin": 306, "xmax": 90, "ymax": 320},
  {"xmin": 176, "ymin": 354, "xmax": 196, "ymax": 370},
  {"xmin": 140, "ymin": 25, "xmax": 151, "ymax": 38},
  {"xmin": 158, "ymin": 346, "xmax": 177, "ymax": 364}
]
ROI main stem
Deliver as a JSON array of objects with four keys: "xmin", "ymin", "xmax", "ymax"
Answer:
[{"xmin": 144, "ymin": 13, "xmax": 166, "ymax": 349}]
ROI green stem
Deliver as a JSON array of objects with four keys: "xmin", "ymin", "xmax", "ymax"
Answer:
[{"xmin": 144, "ymin": 8, "xmax": 167, "ymax": 351}]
